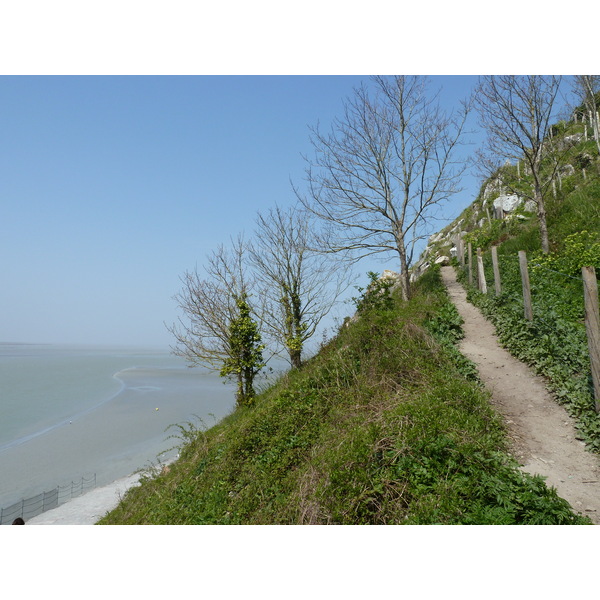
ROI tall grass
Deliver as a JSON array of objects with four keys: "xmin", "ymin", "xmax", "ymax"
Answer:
[{"xmin": 100, "ymin": 267, "xmax": 589, "ymax": 525}]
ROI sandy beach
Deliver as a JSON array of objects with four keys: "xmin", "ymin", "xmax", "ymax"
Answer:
[{"xmin": 26, "ymin": 471, "xmax": 143, "ymax": 524}]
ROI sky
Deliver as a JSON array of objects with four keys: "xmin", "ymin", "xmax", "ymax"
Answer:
[
  {"xmin": 0, "ymin": 75, "xmax": 488, "ymax": 348},
  {"xmin": 0, "ymin": 3, "xmax": 591, "ymax": 349}
]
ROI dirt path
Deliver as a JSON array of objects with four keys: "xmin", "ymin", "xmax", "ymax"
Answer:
[{"xmin": 441, "ymin": 266, "xmax": 600, "ymax": 523}]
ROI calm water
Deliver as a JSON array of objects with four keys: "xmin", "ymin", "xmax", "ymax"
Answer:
[{"xmin": 0, "ymin": 344, "xmax": 237, "ymax": 509}]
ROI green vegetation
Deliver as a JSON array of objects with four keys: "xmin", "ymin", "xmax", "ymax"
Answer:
[
  {"xmin": 458, "ymin": 231, "xmax": 600, "ymax": 452},
  {"xmin": 454, "ymin": 119, "xmax": 600, "ymax": 452},
  {"xmin": 100, "ymin": 267, "xmax": 589, "ymax": 524},
  {"xmin": 351, "ymin": 271, "xmax": 396, "ymax": 314},
  {"xmin": 219, "ymin": 293, "xmax": 265, "ymax": 407}
]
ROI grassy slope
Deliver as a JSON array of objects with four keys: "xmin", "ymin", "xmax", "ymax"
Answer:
[{"xmin": 100, "ymin": 267, "xmax": 589, "ymax": 525}]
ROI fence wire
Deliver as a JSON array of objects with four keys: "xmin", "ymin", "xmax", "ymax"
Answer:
[
  {"xmin": 0, "ymin": 474, "xmax": 96, "ymax": 524},
  {"xmin": 464, "ymin": 250, "xmax": 590, "ymax": 316},
  {"xmin": 531, "ymin": 263, "xmax": 584, "ymax": 281}
]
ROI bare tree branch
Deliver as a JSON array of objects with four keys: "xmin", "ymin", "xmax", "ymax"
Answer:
[
  {"xmin": 167, "ymin": 235, "xmax": 265, "ymax": 406},
  {"xmin": 249, "ymin": 204, "xmax": 351, "ymax": 368},
  {"xmin": 572, "ymin": 75, "xmax": 600, "ymax": 156},
  {"xmin": 297, "ymin": 76, "xmax": 470, "ymax": 300},
  {"xmin": 474, "ymin": 75, "xmax": 564, "ymax": 254}
]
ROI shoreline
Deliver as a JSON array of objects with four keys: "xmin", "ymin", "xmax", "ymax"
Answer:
[
  {"xmin": 1, "ymin": 345, "xmax": 236, "ymax": 515},
  {"xmin": 0, "ymin": 363, "xmax": 235, "ymax": 510},
  {"xmin": 25, "ymin": 454, "xmax": 178, "ymax": 525},
  {"xmin": 26, "ymin": 470, "xmax": 145, "ymax": 524}
]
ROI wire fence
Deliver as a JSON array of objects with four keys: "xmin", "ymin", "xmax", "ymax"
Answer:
[{"xmin": 0, "ymin": 474, "xmax": 96, "ymax": 524}]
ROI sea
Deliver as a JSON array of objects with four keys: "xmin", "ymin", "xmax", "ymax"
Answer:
[{"xmin": 0, "ymin": 343, "xmax": 238, "ymax": 510}]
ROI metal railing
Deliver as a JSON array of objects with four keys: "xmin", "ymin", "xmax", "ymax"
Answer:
[{"xmin": 0, "ymin": 474, "xmax": 96, "ymax": 524}]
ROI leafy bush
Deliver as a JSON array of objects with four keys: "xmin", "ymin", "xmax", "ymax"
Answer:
[
  {"xmin": 464, "ymin": 219, "xmax": 503, "ymax": 249},
  {"xmin": 574, "ymin": 152, "xmax": 593, "ymax": 170},
  {"xmin": 422, "ymin": 272, "xmax": 480, "ymax": 382},
  {"xmin": 531, "ymin": 231, "xmax": 600, "ymax": 277},
  {"xmin": 352, "ymin": 271, "xmax": 396, "ymax": 314}
]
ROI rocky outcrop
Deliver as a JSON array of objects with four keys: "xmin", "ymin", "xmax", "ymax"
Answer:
[
  {"xmin": 428, "ymin": 231, "xmax": 445, "ymax": 245},
  {"xmin": 381, "ymin": 270, "xmax": 403, "ymax": 294},
  {"xmin": 381, "ymin": 269, "xmax": 399, "ymax": 281},
  {"xmin": 410, "ymin": 259, "xmax": 430, "ymax": 282},
  {"xmin": 483, "ymin": 176, "xmax": 504, "ymax": 201},
  {"xmin": 493, "ymin": 194, "xmax": 521, "ymax": 213},
  {"xmin": 558, "ymin": 133, "xmax": 583, "ymax": 151}
]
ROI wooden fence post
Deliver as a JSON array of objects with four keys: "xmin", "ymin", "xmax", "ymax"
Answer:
[
  {"xmin": 477, "ymin": 248, "xmax": 487, "ymax": 293},
  {"xmin": 582, "ymin": 266, "xmax": 600, "ymax": 412},
  {"xmin": 458, "ymin": 236, "xmax": 465, "ymax": 267},
  {"xmin": 518, "ymin": 250, "xmax": 533, "ymax": 321},
  {"xmin": 468, "ymin": 243, "xmax": 473, "ymax": 286},
  {"xmin": 491, "ymin": 245, "xmax": 502, "ymax": 296},
  {"xmin": 485, "ymin": 206, "xmax": 492, "ymax": 225}
]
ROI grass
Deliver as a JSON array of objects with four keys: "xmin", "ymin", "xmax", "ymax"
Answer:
[{"xmin": 99, "ymin": 266, "xmax": 590, "ymax": 525}]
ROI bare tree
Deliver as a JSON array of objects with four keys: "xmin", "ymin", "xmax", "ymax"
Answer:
[
  {"xmin": 297, "ymin": 76, "xmax": 470, "ymax": 300},
  {"xmin": 167, "ymin": 236, "xmax": 265, "ymax": 407},
  {"xmin": 249, "ymin": 204, "xmax": 350, "ymax": 368},
  {"xmin": 572, "ymin": 75, "xmax": 600, "ymax": 155},
  {"xmin": 474, "ymin": 75, "xmax": 563, "ymax": 254}
]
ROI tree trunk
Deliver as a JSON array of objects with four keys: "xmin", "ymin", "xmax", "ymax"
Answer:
[
  {"xmin": 593, "ymin": 112, "xmax": 600, "ymax": 156},
  {"xmin": 397, "ymin": 242, "xmax": 410, "ymax": 301},
  {"xmin": 236, "ymin": 373, "xmax": 245, "ymax": 406},
  {"xmin": 243, "ymin": 368, "xmax": 255, "ymax": 406},
  {"xmin": 289, "ymin": 348, "xmax": 302, "ymax": 369},
  {"xmin": 283, "ymin": 291, "xmax": 304, "ymax": 369},
  {"xmin": 536, "ymin": 187, "xmax": 550, "ymax": 254}
]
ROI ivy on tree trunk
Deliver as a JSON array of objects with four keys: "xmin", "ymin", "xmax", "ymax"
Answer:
[{"xmin": 220, "ymin": 293, "xmax": 265, "ymax": 407}]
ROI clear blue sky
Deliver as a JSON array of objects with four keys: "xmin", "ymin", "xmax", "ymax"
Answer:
[
  {"xmin": 2, "ymin": 71, "xmax": 582, "ymax": 348},
  {"xmin": 1, "ymin": 75, "xmax": 491, "ymax": 347},
  {"xmin": 1, "ymin": 2, "xmax": 588, "ymax": 350}
]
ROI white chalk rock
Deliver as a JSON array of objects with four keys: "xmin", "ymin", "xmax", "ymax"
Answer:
[
  {"xmin": 493, "ymin": 194, "xmax": 521, "ymax": 213},
  {"xmin": 559, "ymin": 133, "xmax": 583, "ymax": 150},
  {"xmin": 381, "ymin": 270, "xmax": 399, "ymax": 281}
]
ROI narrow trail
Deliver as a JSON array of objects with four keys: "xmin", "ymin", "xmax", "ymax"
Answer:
[{"xmin": 441, "ymin": 266, "xmax": 600, "ymax": 523}]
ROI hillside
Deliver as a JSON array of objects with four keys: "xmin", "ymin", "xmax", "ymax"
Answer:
[
  {"xmin": 414, "ymin": 108, "xmax": 600, "ymax": 456},
  {"xmin": 100, "ymin": 265, "xmax": 588, "ymax": 524},
  {"xmin": 416, "ymin": 111, "xmax": 600, "ymax": 263},
  {"xmin": 99, "ymin": 102, "xmax": 600, "ymax": 526}
]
